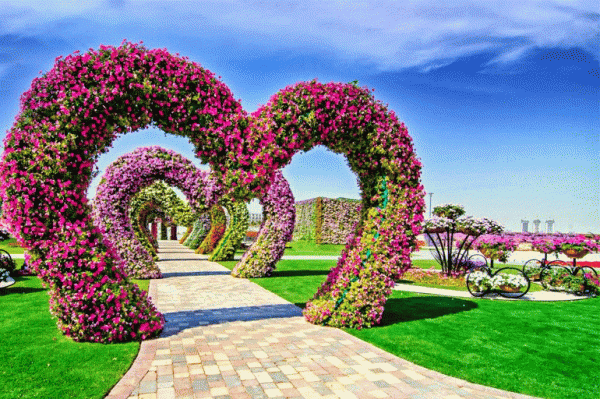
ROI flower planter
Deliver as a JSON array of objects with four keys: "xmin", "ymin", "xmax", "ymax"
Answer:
[
  {"xmin": 499, "ymin": 284, "xmax": 520, "ymax": 293},
  {"xmin": 563, "ymin": 249, "xmax": 589, "ymax": 259},
  {"xmin": 480, "ymin": 249, "xmax": 504, "ymax": 260}
]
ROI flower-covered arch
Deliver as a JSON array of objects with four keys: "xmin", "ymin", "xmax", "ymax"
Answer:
[
  {"xmin": 92, "ymin": 147, "xmax": 219, "ymax": 279},
  {"xmin": 0, "ymin": 41, "xmax": 246, "ymax": 341},
  {"xmin": 183, "ymin": 211, "xmax": 213, "ymax": 248},
  {"xmin": 232, "ymin": 171, "xmax": 295, "ymax": 277},
  {"xmin": 0, "ymin": 41, "xmax": 423, "ymax": 340},
  {"xmin": 129, "ymin": 181, "xmax": 195, "ymax": 257},
  {"xmin": 136, "ymin": 201, "xmax": 169, "ymax": 252},
  {"xmin": 222, "ymin": 80, "xmax": 425, "ymax": 328},
  {"xmin": 195, "ymin": 204, "xmax": 227, "ymax": 254},
  {"xmin": 207, "ymin": 197, "xmax": 249, "ymax": 261}
]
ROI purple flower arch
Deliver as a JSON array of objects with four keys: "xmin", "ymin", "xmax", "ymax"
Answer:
[
  {"xmin": 92, "ymin": 146, "xmax": 220, "ymax": 279},
  {"xmin": 94, "ymin": 146, "xmax": 295, "ymax": 279}
]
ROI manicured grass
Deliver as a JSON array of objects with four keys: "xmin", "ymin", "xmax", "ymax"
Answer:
[
  {"xmin": 216, "ymin": 258, "xmax": 600, "ymax": 399},
  {"xmin": 283, "ymin": 240, "xmax": 346, "ymax": 256},
  {"xmin": 0, "ymin": 266, "xmax": 151, "ymax": 399},
  {"xmin": 0, "ymin": 238, "xmax": 25, "ymax": 254}
]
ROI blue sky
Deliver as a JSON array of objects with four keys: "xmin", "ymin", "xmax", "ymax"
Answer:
[{"xmin": 0, "ymin": 0, "xmax": 597, "ymax": 233}]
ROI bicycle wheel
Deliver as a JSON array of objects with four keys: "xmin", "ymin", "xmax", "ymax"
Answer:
[
  {"xmin": 522, "ymin": 259, "xmax": 543, "ymax": 281},
  {"xmin": 0, "ymin": 249, "xmax": 15, "ymax": 274},
  {"xmin": 540, "ymin": 266, "xmax": 571, "ymax": 291},
  {"xmin": 495, "ymin": 267, "xmax": 531, "ymax": 299},
  {"xmin": 466, "ymin": 266, "xmax": 491, "ymax": 297}
]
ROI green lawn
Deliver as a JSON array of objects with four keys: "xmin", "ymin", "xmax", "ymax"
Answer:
[
  {"xmin": 217, "ymin": 258, "xmax": 600, "ymax": 399},
  {"xmin": 283, "ymin": 240, "xmax": 346, "ymax": 256},
  {"xmin": 0, "ymin": 238, "xmax": 25, "ymax": 254},
  {"xmin": 0, "ymin": 259, "xmax": 149, "ymax": 399}
]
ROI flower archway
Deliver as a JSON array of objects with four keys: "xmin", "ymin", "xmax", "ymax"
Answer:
[
  {"xmin": 0, "ymin": 41, "xmax": 423, "ymax": 340},
  {"xmin": 129, "ymin": 181, "xmax": 195, "ymax": 258},
  {"xmin": 227, "ymin": 80, "xmax": 425, "ymax": 328},
  {"xmin": 0, "ymin": 42, "xmax": 243, "ymax": 341},
  {"xmin": 92, "ymin": 146, "xmax": 219, "ymax": 279}
]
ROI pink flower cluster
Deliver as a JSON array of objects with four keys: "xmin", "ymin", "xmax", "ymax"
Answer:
[{"xmin": 92, "ymin": 146, "xmax": 220, "ymax": 279}]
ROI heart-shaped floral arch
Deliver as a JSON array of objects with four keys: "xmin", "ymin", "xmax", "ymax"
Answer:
[{"xmin": 0, "ymin": 41, "xmax": 424, "ymax": 341}]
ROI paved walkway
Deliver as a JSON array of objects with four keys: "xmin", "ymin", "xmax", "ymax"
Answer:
[{"xmin": 107, "ymin": 241, "xmax": 538, "ymax": 399}]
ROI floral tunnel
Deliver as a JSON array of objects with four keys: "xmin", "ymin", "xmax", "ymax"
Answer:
[
  {"xmin": 218, "ymin": 80, "xmax": 426, "ymax": 329},
  {"xmin": 92, "ymin": 146, "xmax": 221, "ymax": 280},
  {"xmin": 129, "ymin": 181, "xmax": 196, "ymax": 258},
  {"xmin": 0, "ymin": 41, "xmax": 423, "ymax": 341},
  {"xmin": 94, "ymin": 146, "xmax": 294, "ymax": 276},
  {"xmin": 136, "ymin": 201, "xmax": 170, "ymax": 253}
]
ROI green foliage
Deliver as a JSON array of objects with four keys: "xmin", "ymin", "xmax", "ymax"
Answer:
[
  {"xmin": 210, "ymin": 199, "xmax": 249, "ymax": 261},
  {"xmin": 196, "ymin": 205, "xmax": 227, "ymax": 254}
]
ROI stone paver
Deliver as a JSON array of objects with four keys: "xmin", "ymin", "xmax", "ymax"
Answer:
[{"xmin": 107, "ymin": 241, "xmax": 539, "ymax": 399}]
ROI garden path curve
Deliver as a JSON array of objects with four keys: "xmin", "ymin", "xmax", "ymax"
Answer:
[{"xmin": 107, "ymin": 241, "xmax": 538, "ymax": 399}]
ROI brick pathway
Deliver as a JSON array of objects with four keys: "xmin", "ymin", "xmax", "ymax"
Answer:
[{"xmin": 107, "ymin": 241, "xmax": 538, "ymax": 399}]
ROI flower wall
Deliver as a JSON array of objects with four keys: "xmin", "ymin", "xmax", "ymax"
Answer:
[{"xmin": 292, "ymin": 197, "xmax": 361, "ymax": 244}]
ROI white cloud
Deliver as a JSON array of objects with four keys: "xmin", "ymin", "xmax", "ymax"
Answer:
[{"xmin": 0, "ymin": 0, "xmax": 597, "ymax": 71}]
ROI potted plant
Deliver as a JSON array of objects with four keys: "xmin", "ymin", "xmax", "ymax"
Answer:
[
  {"xmin": 433, "ymin": 204, "xmax": 465, "ymax": 220},
  {"xmin": 553, "ymin": 235, "xmax": 599, "ymax": 259},
  {"xmin": 0, "ymin": 268, "xmax": 9, "ymax": 283},
  {"xmin": 466, "ymin": 270, "xmax": 491, "ymax": 292},
  {"xmin": 585, "ymin": 273, "xmax": 599, "ymax": 296},
  {"xmin": 561, "ymin": 274, "xmax": 590, "ymax": 295},
  {"xmin": 542, "ymin": 267, "xmax": 571, "ymax": 291},
  {"xmin": 531, "ymin": 235, "xmax": 561, "ymax": 255},
  {"xmin": 473, "ymin": 234, "xmax": 518, "ymax": 263},
  {"xmin": 490, "ymin": 273, "xmax": 528, "ymax": 293},
  {"xmin": 523, "ymin": 263, "xmax": 542, "ymax": 281},
  {"xmin": 423, "ymin": 216, "xmax": 453, "ymax": 234}
]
